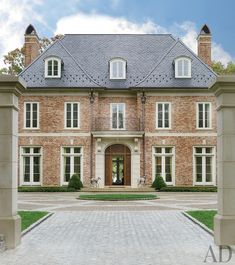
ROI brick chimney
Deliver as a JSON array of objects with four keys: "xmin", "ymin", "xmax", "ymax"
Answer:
[
  {"xmin": 24, "ymin": 24, "xmax": 40, "ymax": 67},
  {"xmin": 197, "ymin": 24, "xmax": 212, "ymax": 66}
]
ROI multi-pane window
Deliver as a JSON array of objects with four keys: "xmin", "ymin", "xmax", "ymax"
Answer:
[
  {"xmin": 154, "ymin": 147, "xmax": 174, "ymax": 184},
  {"xmin": 111, "ymin": 103, "xmax": 125, "ymax": 129},
  {"xmin": 197, "ymin": 103, "xmax": 211, "ymax": 129},
  {"xmin": 175, "ymin": 57, "xmax": 191, "ymax": 78},
  {"xmin": 110, "ymin": 58, "xmax": 126, "ymax": 79},
  {"xmin": 21, "ymin": 147, "xmax": 41, "ymax": 185},
  {"xmin": 45, "ymin": 57, "xmax": 61, "ymax": 78},
  {"xmin": 194, "ymin": 147, "xmax": 215, "ymax": 185},
  {"xmin": 62, "ymin": 147, "xmax": 82, "ymax": 184},
  {"xmin": 156, "ymin": 103, "xmax": 171, "ymax": 129},
  {"xmin": 24, "ymin": 102, "xmax": 39, "ymax": 129},
  {"xmin": 65, "ymin": 103, "xmax": 80, "ymax": 129}
]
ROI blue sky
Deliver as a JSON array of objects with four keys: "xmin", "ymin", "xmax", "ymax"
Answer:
[{"xmin": 0, "ymin": 0, "xmax": 234, "ymax": 66}]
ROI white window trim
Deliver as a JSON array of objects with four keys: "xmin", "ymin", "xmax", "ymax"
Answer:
[
  {"xmin": 174, "ymin": 57, "xmax": 192, "ymax": 78},
  {"xmin": 196, "ymin": 102, "xmax": 212, "ymax": 130},
  {"xmin": 60, "ymin": 146, "xmax": 83, "ymax": 186},
  {"xmin": 24, "ymin": 102, "xmax": 39, "ymax": 129},
  {"xmin": 64, "ymin": 102, "xmax": 80, "ymax": 129},
  {"xmin": 20, "ymin": 146, "xmax": 42, "ymax": 186},
  {"xmin": 110, "ymin": 58, "xmax": 126, "ymax": 80},
  {"xmin": 193, "ymin": 146, "xmax": 216, "ymax": 186},
  {"xmin": 152, "ymin": 146, "xmax": 175, "ymax": 186},
  {"xmin": 156, "ymin": 102, "xmax": 171, "ymax": 129},
  {"xmin": 44, "ymin": 57, "xmax": 61, "ymax": 78},
  {"xmin": 110, "ymin": 103, "xmax": 126, "ymax": 130}
]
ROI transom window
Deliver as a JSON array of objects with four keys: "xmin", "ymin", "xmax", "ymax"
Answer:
[
  {"xmin": 21, "ymin": 147, "xmax": 42, "ymax": 185},
  {"xmin": 62, "ymin": 147, "xmax": 82, "ymax": 184},
  {"xmin": 45, "ymin": 57, "xmax": 61, "ymax": 78},
  {"xmin": 110, "ymin": 58, "xmax": 126, "ymax": 80},
  {"xmin": 153, "ymin": 147, "xmax": 175, "ymax": 184},
  {"xmin": 111, "ymin": 103, "xmax": 125, "ymax": 129},
  {"xmin": 24, "ymin": 102, "xmax": 39, "ymax": 129},
  {"xmin": 174, "ymin": 57, "xmax": 191, "ymax": 78},
  {"xmin": 197, "ymin": 102, "xmax": 211, "ymax": 129},
  {"xmin": 194, "ymin": 147, "xmax": 215, "ymax": 185},
  {"xmin": 65, "ymin": 102, "xmax": 80, "ymax": 129},
  {"xmin": 156, "ymin": 103, "xmax": 171, "ymax": 129}
]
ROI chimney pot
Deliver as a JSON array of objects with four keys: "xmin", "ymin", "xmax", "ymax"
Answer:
[{"xmin": 197, "ymin": 24, "xmax": 212, "ymax": 66}]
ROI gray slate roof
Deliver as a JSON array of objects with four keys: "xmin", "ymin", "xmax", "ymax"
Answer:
[{"xmin": 20, "ymin": 34, "xmax": 216, "ymax": 89}]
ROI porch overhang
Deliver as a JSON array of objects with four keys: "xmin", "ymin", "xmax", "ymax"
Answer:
[{"xmin": 92, "ymin": 131, "xmax": 144, "ymax": 138}]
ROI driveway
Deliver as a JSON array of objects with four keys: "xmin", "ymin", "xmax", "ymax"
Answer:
[{"xmin": 2, "ymin": 192, "xmax": 234, "ymax": 265}]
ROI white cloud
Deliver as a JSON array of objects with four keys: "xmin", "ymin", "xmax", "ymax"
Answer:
[{"xmin": 0, "ymin": 0, "xmax": 44, "ymax": 67}]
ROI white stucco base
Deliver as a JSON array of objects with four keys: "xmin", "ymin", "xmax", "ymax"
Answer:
[{"xmin": 94, "ymin": 137, "xmax": 141, "ymax": 188}]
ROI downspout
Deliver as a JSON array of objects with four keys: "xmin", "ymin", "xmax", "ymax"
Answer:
[
  {"xmin": 141, "ymin": 90, "xmax": 146, "ymax": 178},
  {"xmin": 89, "ymin": 89, "xmax": 95, "ymax": 180}
]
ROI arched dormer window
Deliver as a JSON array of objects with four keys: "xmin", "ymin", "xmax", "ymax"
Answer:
[
  {"xmin": 45, "ymin": 57, "xmax": 62, "ymax": 78},
  {"xmin": 110, "ymin": 58, "xmax": 126, "ymax": 80},
  {"xmin": 174, "ymin": 57, "xmax": 192, "ymax": 78}
]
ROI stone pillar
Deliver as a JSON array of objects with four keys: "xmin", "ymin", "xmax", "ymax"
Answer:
[
  {"xmin": 210, "ymin": 76, "xmax": 235, "ymax": 246},
  {"xmin": 0, "ymin": 75, "xmax": 25, "ymax": 249}
]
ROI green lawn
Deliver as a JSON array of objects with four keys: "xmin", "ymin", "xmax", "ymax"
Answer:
[
  {"xmin": 186, "ymin": 210, "xmax": 217, "ymax": 231},
  {"xmin": 18, "ymin": 211, "xmax": 49, "ymax": 231},
  {"xmin": 79, "ymin": 193, "xmax": 157, "ymax": 201}
]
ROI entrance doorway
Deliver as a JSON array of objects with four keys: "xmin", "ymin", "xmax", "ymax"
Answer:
[{"xmin": 105, "ymin": 144, "xmax": 131, "ymax": 186}]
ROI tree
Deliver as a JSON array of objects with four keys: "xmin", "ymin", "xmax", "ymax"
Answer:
[
  {"xmin": 211, "ymin": 61, "xmax": 235, "ymax": 75},
  {"xmin": 0, "ymin": 35, "xmax": 63, "ymax": 75}
]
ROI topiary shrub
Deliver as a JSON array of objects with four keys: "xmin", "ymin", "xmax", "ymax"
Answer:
[
  {"xmin": 151, "ymin": 176, "xmax": 167, "ymax": 191},
  {"xmin": 68, "ymin": 174, "xmax": 83, "ymax": 190}
]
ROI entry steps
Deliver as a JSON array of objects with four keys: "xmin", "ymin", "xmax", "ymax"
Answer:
[{"xmin": 82, "ymin": 186, "xmax": 156, "ymax": 192}]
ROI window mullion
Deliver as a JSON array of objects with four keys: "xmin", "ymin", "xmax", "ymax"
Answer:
[
  {"xmin": 71, "ymin": 103, "xmax": 74, "ymax": 128},
  {"xmin": 163, "ymin": 104, "xmax": 165, "ymax": 128},
  {"xmin": 202, "ymin": 155, "xmax": 206, "ymax": 185},
  {"xmin": 30, "ymin": 154, "xmax": 33, "ymax": 185}
]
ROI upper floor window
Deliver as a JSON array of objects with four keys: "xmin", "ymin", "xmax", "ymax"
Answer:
[
  {"xmin": 65, "ymin": 102, "xmax": 80, "ymax": 129},
  {"xmin": 110, "ymin": 58, "xmax": 126, "ymax": 80},
  {"xmin": 156, "ymin": 102, "xmax": 171, "ymax": 129},
  {"xmin": 111, "ymin": 103, "xmax": 125, "ymax": 129},
  {"xmin": 24, "ymin": 102, "xmax": 39, "ymax": 129},
  {"xmin": 45, "ymin": 57, "xmax": 61, "ymax": 78},
  {"xmin": 174, "ymin": 57, "xmax": 191, "ymax": 78},
  {"xmin": 197, "ymin": 102, "xmax": 211, "ymax": 129}
]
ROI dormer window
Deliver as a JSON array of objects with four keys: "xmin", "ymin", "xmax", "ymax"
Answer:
[
  {"xmin": 174, "ymin": 57, "xmax": 191, "ymax": 78},
  {"xmin": 110, "ymin": 58, "xmax": 126, "ymax": 80},
  {"xmin": 45, "ymin": 57, "xmax": 61, "ymax": 78}
]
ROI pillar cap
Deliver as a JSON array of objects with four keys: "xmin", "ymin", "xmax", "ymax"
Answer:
[
  {"xmin": 0, "ymin": 74, "xmax": 26, "ymax": 95},
  {"xmin": 210, "ymin": 76, "xmax": 235, "ymax": 96}
]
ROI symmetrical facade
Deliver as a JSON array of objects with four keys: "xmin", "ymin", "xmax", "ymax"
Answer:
[{"xmin": 18, "ymin": 24, "xmax": 217, "ymax": 188}]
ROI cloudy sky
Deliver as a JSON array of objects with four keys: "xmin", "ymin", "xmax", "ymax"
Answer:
[{"xmin": 0, "ymin": 0, "xmax": 234, "ymax": 67}]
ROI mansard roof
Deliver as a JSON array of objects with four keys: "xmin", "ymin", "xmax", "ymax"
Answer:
[{"xmin": 20, "ymin": 34, "xmax": 216, "ymax": 89}]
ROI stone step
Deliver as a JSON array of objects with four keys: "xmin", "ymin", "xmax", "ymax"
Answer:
[
  {"xmin": 81, "ymin": 186, "xmax": 156, "ymax": 192},
  {"xmin": 0, "ymin": 234, "xmax": 6, "ymax": 252}
]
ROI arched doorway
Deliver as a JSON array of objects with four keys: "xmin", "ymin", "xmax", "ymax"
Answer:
[{"xmin": 105, "ymin": 144, "xmax": 131, "ymax": 186}]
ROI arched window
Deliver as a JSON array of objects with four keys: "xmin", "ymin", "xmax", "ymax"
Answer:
[
  {"xmin": 45, "ymin": 57, "xmax": 62, "ymax": 78},
  {"xmin": 174, "ymin": 57, "xmax": 192, "ymax": 78},
  {"xmin": 110, "ymin": 58, "xmax": 126, "ymax": 80}
]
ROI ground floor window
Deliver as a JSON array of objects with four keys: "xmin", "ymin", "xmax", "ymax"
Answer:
[
  {"xmin": 194, "ymin": 147, "xmax": 215, "ymax": 185},
  {"xmin": 21, "ymin": 147, "xmax": 41, "ymax": 185},
  {"xmin": 62, "ymin": 147, "xmax": 82, "ymax": 184},
  {"xmin": 153, "ymin": 147, "xmax": 175, "ymax": 185}
]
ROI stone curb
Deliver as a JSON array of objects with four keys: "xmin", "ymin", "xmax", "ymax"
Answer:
[
  {"xmin": 182, "ymin": 211, "xmax": 214, "ymax": 236},
  {"xmin": 21, "ymin": 212, "xmax": 53, "ymax": 237}
]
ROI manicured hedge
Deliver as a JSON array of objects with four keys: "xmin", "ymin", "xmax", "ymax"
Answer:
[
  {"xmin": 160, "ymin": 186, "xmax": 217, "ymax": 192},
  {"xmin": 18, "ymin": 186, "xmax": 77, "ymax": 192}
]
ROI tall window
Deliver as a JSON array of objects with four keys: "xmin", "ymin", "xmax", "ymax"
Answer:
[
  {"xmin": 111, "ymin": 103, "xmax": 125, "ymax": 129},
  {"xmin": 65, "ymin": 103, "xmax": 80, "ymax": 129},
  {"xmin": 24, "ymin": 102, "xmax": 39, "ymax": 129},
  {"xmin": 21, "ymin": 147, "xmax": 41, "ymax": 185},
  {"xmin": 156, "ymin": 103, "xmax": 171, "ymax": 129},
  {"xmin": 110, "ymin": 58, "xmax": 126, "ymax": 79},
  {"xmin": 194, "ymin": 147, "xmax": 215, "ymax": 185},
  {"xmin": 153, "ymin": 147, "xmax": 175, "ymax": 184},
  {"xmin": 197, "ymin": 103, "xmax": 211, "ymax": 129},
  {"xmin": 45, "ymin": 57, "xmax": 61, "ymax": 78},
  {"xmin": 62, "ymin": 147, "xmax": 82, "ymax": 184},
  {"xmin": 174, "ymin": 57, "xmax": 191, "ymax": 78}
]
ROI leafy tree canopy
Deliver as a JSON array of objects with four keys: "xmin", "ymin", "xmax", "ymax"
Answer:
[{"xmin": 211, "ymin": 61, "xmax": 235, "ymax": 75}]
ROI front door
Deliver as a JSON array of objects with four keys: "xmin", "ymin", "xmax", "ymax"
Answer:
[{"xmin": 105, "ymin": 144, "xmax": 131, "ymax": 186}]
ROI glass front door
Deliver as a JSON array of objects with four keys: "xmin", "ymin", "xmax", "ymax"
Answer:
[{"xmin": 112, "ymin": 155, "xmax": 124, "ymax": 185}]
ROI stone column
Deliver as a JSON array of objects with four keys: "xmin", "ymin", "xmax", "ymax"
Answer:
[
  {"xmin": 0, "ymin": 75, "xmax": 25, "ymax": 249},
  {"xmin": 210, "ymin": 76, "xmax": 235, "ymax": 246}
]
